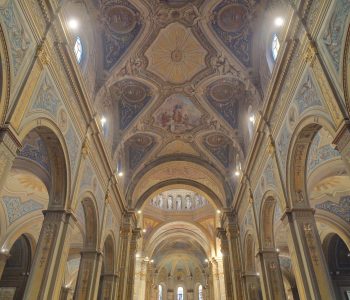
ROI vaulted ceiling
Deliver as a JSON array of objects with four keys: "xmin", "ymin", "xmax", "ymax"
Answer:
[{"xmin": 69, "ymin": 0, "xmax": 276, "ymax": 207}]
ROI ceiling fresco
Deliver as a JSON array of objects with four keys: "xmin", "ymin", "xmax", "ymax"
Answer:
[
  {"xmin": 210, "ymin": 0, "xmax": 258, "ymax": 68},
  {"xmin": 100, "ymin": 0, "xmax": 143, "ymax": 70},
  {"xmin": 87, "ymin": 0, "xmax": 265, "ymax": 207}
]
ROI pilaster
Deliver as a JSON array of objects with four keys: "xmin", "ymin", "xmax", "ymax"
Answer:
[
  {"xmin": 257, "ymin": 249, "xmax": 286, "ymax": 300},
  {"xmin": 281, "ymin": 208, "xmax": 336, "ymax": 300},
  {"xmin": 216, "ymin": 228, "xmax": 232, "ymax": 299},
  {"xmin": 99, "ymin": 273, "xmax": 118, "ymax": 300},
  {"xmin": 222, "ymin": 211, "xmax": 245, "ymax": 300},
  {"xmin": 23, "ymin": 210, "xmax": 76, "ymax": 300},
  {"xmin": 0, "ymin": 126, "xmax": 21, "ymax": 193},
  {"xmin": 242, "ymin": 274, "xmax": 261, "ymax": 300},
  {"xmin": 74, "ymin": 249, "xmax": 103, "ymax": 300},
  {"xmin": 125, "ymin": 228, "xmax": 141, "ymax": 299},
  {"xmin": 60, "ymin": 286, "xmax": 74, "ymax": 300}
]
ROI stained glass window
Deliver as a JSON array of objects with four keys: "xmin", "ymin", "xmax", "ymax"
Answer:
[
  {"xmin": 74, "ymin": 36, "xmax": 83, "ymax": 64},
  {"xmin": 177, "ymin": 287, "xmax": 184, "ymax": 300},
  {"xmin": 272, "ymin": 33, "xmax": 280, "ymax": 61}
]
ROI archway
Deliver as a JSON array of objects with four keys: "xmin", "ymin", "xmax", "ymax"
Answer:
[
  {"xmin": 323, "ymin": 233, "xmax": 350, "ymax": 299},
  {"xmin": 97, "ymin": 234, "xmax": 116, "ymax": 300},
  {"xmin": 285, "ymin": 118, "xmax": 340, "ymax": 300},
  {"xmin": 259, "ymin": 196, "xmax": 286, "ymax": 300},
  {"xmin": 74, "ymin": 197, "xmax": 100, "ymax": 300},
  {"xmin": 0, "ymin": 235, "xmax": 31, "ymax": 299}
]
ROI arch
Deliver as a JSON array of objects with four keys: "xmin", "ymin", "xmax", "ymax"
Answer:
[
  {"xmin": 286, "ymin": 115, "xmax": 337, "ymax": 208},
  {"xmin": 18, "ymin": 119, "xmax": 70, "ymax": 209},
  {"xmin": 0, "ymin": 235, "xmax": 32, "ymax": 299},
  {"xmin": 135, "ymin": 180, "xmax": 223, "ymax": 211},
  {"xmin": 0, "ymin": 22, "xmax": 11, "ymax": 125},
  {"xmin": 145, "ymin": 221, "xmax": 212, "ymax": 258},
  {"xmin": 260, "ymin": 196, "xmax": 277, "ymax": 249},
  {"xmin": 127, "ymin": 156, "xmax": 232, "ymax": 208},
  {"xmin": 80, "ymin": 195, "xmax": 99, "ymax": 249},
  {"xmin": 102, "ymin": 233, "xmax": 116, "ymax": 274},
  {"xmin": 342, "ymin": 23, "xmax": 350, "ymax": 116}
]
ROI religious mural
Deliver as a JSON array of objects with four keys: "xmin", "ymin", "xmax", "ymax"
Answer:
[
  {"xmin": 125, "ymin": 134, "xmax": 156, "ymax": 170},
  {"xmin": 202, "ymin": 133, "xmax": 232, "ymax": 168},
  {"xmin": 153, "ymin": 94, "xmax": 202, "ymax": 134}
]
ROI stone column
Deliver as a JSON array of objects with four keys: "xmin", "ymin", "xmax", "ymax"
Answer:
[
  {"xmin": 211, "ymin": 259, "xmax": 221, "ymax": 300},
  {"xmin": 243, "ymin": 274, "xmax": 261, "ymax": 300},
  {"xmin": 100, "ymin": 273, "xmax": 118, "ymax": 300},
  {"xmin": 23, "ymin": 210, "xmax": 76, "ymax": 300},
  {"xmin": 282, "ymin": 209, "xmax": 336, "ymax": 300},
  {"xmin": 216, "ymin": 258, "xmax": 227, "ymax": 300},
  {"xmin": 60, "ymin": 286, "xmax": 74, "ymax": 300},
  {"xmin": 0, "ymin": 252, "xmax": 10, "ymax": 279},
  {"xmin": 0, "ymin": 127, "xmax": 21, "ymax": 193},
  {"xmin": 125, "ymin": 228, "xmax": 141, "ymax": 299},
  {"xmin": 216, "ymin": 228, "xmax": 232, "ymax": 299},
  {"xmin": 223, "ymin": 212, "xmax": 245, "ymax": 300},
  {"xmin": 73, "ymin": 249, "xmax": 103, "ymax": 300},
  {"xmin": 116, "ymin": 217, "xmax": 133, "ymax": 300},
  {"xmin": 257, "ymin": 249, "xmax": 286, "ymax": 300}
]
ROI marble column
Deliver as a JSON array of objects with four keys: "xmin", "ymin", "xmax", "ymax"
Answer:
[
  {"xmin": 60, "ymin": 286, "xmax": 74, "ymax": 300},
  {"xmin": 125, "ymin": 228, "xmax": 141, "ymax": 299},
  {"xmin": 116, "ymin": 217, "xmax": 133, "ymax": 300},
  {"xmin": 223, "ymin": 212, "xmax": 245, "ymax": 300},
  {"xmin": 282, "ymin": 209, "xmax": 336, "ymax": 300},
  {"xmin": 216, "ymin": 228, "xmax": 232, "ymax": 299},
  {"xmin": 0, "ymin": 127, "xmax": 21, "ymax": 193},
  {"xmin": 258, "ymin": 249, "xmax": 286, "ymax": 300},
  {"xmin": 100, "ymin": 273, "xmax": 118, "ymax": 300},
  {"xmin": 0, "ymin": 252, "xmax": 10, "ymax": 279},
  {"xmin": 73, "ymin": 249, "xmax": 103, "ymax": 300},
  {"xmin": 23, "ymin": 210, "xmax": 76, "ymax": 300}
]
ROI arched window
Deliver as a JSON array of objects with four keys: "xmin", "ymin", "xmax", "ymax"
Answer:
[
  {"xmin": 198, "ymin": 284, "xmax": 203, "ymax": 300},
  {"xmin": 271, "ymin": 33, "xmax": 280, "ymax": 61},
  {"xmin": 177, "ymin": 286, "xmax": 184, "ymax": 300},
  {"xmin": 158, "ymin": 284, "xmax": 162, "ymax": 300},
  {"xmin": 74, "ymin": 36, "xmax": 83, "ymax": 64}
]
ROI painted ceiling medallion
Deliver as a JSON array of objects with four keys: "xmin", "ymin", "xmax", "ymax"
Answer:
[
  {"xmin": 102, "ymin": 1, "xmax": 142, "ymax": 70},
  {"xmin": 206, "ymin": 79, "xmax": 246, "ymax": 128},
  {"xmin": 126, "ymin": 134, "xmax": 156, "ymax": 170},
  {"xmin": 145, "ymin": 22, "xmax": 207, "ymax": 84},
  {"xmin": 110, "ymin": 80, "xmax": 152, "ymax": 130},
  {"xmin": 203, "ymin": 133, "xmax": 231, "ymax": 168},
  {"xmin": 211, "ymin": 0, "xmax": 254, "ymax": 67},
  {"xmin": 153, "ymin": 94, "xmax": 202, "ymax": 134},
  {"xmin": 217, "ymin": 4, "xmax": 248, "ymax": 32},
  {"xmin": 105, "ymin": 6, "xmax": 137, "ymax": 34}
]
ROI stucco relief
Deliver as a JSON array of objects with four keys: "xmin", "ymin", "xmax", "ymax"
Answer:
[
  {"xmin": 3, "ymin": 196, "xmax": 43, "ymax": 224},
  {"xmin": 321, "ymin": 0, "xmax": 350, "ymax": 72},
  {"xmin": 0, "ymin": 0, "xmax": 32, "ymax": 77},
  {"xmin": 316, "ymin": 195, "xmax": 350, "ymax": 223}
]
